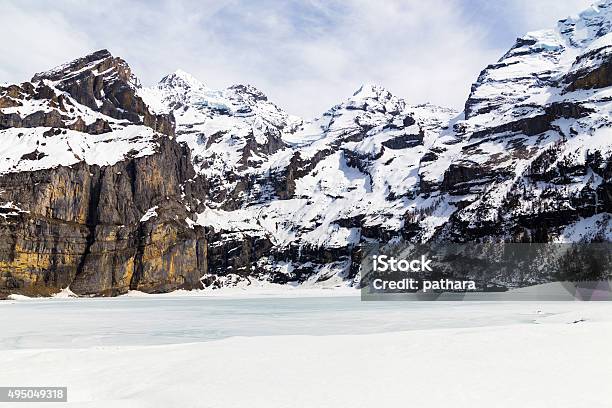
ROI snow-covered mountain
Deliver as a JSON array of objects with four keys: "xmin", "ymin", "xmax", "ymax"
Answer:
[
  {"xmin": 1, "ymin": 0, "xmax": 611, "ymax": 297},
  {"xmin": 139, "ymin": 77, "xmax": 458, "ymax": 287},
  {"xmin": 440, "ymin": 0, "xmax": 612, "ymax": 243},
  {"xmin": 140, "ymin": 70, "xmax": 298, "ymax": 194}
]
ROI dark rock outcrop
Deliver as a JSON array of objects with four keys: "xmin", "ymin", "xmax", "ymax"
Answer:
[
  {"xmin": 32, "ymin": 49, "xmax": 175, "ymax": 136},
  {"xmin": 0, "ymin": 135, "xmax": 207, "ymax": 297}
]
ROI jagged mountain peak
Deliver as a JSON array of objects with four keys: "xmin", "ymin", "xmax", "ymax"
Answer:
[
  {"xmin": 147, "ymin": 73, "xmax": 275, "ymax": 115},
  {"xmin": 1, "ymin": 48, "xmax": 174, "ymax": 144},
  {"xmin": 158, "ymin": 69, "xmax": 205, "ymax": 91},
  {"xmin": 32, "ymin": 49, "xmax": 112, "ymax": 78},
  {"xmin": 351, "ymin": 83, "xmax": 391, "ymax": 99},
  {"xmin": 171, "ymin": 68, "xmax": 199, "ymax": 81},
  {"xmin": 154, "ymin": 70, "xmax": 268, "ymax": 100},
  {"xmin": 323, "ymin": 83, "xmax": 406, "ymax": 117},
  {"xmin": 138, "ymin": 70, "xmax": 295, "ymax": 189},
  {"xmin": 32, "ymin": 49, "xmax": 136, "ymax": 87}
]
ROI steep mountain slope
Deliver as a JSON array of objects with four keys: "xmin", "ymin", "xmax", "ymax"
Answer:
[
  {"xmin": 1, "ymin": 0, "xmax": 612, "ymax": 297},
  {"xmin": 437, "ymin": 0, "xmax": 612, "ymax": 243}
]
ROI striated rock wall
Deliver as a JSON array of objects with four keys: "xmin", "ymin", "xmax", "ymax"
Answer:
[{"xmin": 0, "ymin": 137, "xmax": 208, "ymax": 297}]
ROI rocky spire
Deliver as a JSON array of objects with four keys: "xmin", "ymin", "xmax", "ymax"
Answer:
[
  {"xmin": 33, "ymin": 49, "xmax": 174, "ymax": 135},
  {"xmin": 32, "ymin": 49, "xmax": 133, "ymax": 84}
]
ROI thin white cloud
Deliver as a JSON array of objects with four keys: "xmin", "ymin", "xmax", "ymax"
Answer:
[
  {"xmin": 0, "ymin": 0, "xmax": 595, "ymax": 118},
  {"xmin": 0, "ymin": 3, "xmax": 94, "ymax": 82},
  {"xmin": 508, "ymin": 0, "xmax": 592, "ymax": 31}
]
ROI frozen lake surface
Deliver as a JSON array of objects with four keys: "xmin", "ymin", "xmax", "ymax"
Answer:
[
  {"xmin": 1, "ymin": 295, "xmax": 611, "ymax": 349},
  {"xmin": 1, "ymin": 295, "xmax": 612, "ymax": 407}
]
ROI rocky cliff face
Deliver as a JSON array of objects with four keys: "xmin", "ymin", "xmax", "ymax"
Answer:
[
  {"xmin": 0, "ymin": 50, "xmax": 207, "ymax": 297},
  {"xmin": 2, "ymin": 0, "xmax": 612, "ymax": 297}
]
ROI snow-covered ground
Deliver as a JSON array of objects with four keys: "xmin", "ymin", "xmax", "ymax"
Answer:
[{"xmin": 1, "ymin": 296, "xmax": 612, "ymax": 407}]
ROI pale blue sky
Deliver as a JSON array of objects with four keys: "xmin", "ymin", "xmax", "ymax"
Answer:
[{"xmin": 1, "ymin": 0, "xmax": 592, "ymax": 117}]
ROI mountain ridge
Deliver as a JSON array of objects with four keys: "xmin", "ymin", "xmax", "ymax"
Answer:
[{"xmin": 1, "ymin": 0, "xmax": 611, "ymax": 297}]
